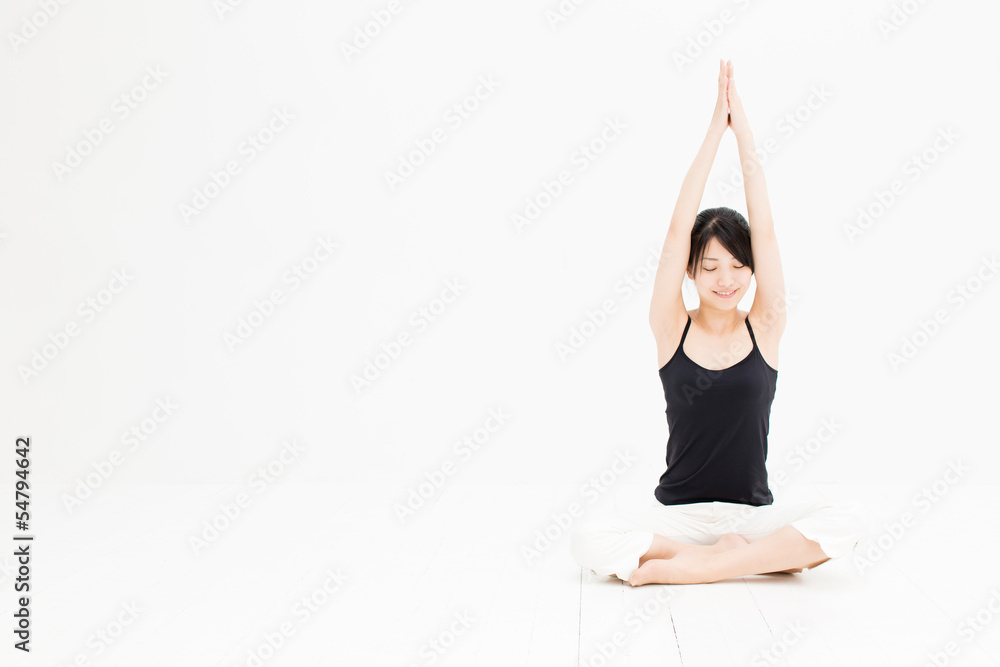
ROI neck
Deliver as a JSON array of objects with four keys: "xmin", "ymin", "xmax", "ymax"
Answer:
[{"xmin": 693, "ymin": 304, "xmax": 741, "ymax": 335}]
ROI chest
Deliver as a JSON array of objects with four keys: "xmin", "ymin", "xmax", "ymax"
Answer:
[
  {"xmin": 660, "ymin": 356, "xmax": 774, "ymax": 411},
  {"xmin": 682, "ymin": 331, "xmax": 754, "ymax": 371},
  {"xmin": 681, "ymin": 322, "xmax": 779, "ymax": 372}
]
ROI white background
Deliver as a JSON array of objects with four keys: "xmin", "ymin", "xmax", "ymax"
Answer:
[{"xmin": 1, "ymin": 0, "xmax": 998, "ymax": 664}]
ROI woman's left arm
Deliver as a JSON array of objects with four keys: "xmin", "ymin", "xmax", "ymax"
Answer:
[{"xmin": 727, "ymin": 61, "xmax": 787, "ymax": 337}]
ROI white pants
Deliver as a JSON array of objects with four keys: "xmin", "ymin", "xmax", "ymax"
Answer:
[{"xmin": 570, "ymin": 491, "xmax": 870, "ymax": 581}]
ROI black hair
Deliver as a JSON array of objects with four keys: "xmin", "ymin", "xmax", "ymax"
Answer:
[{"xmin": 687, "ymin": 206, "xmax": 754, "ymax": 280}]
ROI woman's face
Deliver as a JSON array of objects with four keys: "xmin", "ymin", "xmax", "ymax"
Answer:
[{"xmin": 687, "ymin": 237, "xmax": 753, "ymax": 308}]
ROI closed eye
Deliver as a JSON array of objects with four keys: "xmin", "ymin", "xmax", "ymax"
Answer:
[{"xmin": 703, "ymin": 266, "xmax": 744, "ymax": 271}]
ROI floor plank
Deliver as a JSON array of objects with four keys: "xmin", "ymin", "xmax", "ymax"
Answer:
[
  {"xmin": 579, "ymin": 569, "xmax": 631, "ymax": 666},
  {"xmin": 2, "ymin": 482, "xmax": 997, "ymax": 665}
]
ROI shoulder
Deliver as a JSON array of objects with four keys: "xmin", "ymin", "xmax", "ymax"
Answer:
[
  {"xmin": 746, "ymin": 308, "xmax": 782, "ymax": 371},
  {"xmin": 652, "ymin": 309, "xmax": 692, "ymax": 369},
  {"xmin": 746, "ymin": 308, "xmax": 785, "ymax": 340}
]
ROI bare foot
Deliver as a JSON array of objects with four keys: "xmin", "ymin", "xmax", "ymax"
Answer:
[
  {"xmin": 639, "ymin": 532, "xmax": 750, "ymax": 567},
  {"xmin": 628, "ymin": 548, "xmax": 707, "ymax": 586},
  {"xmin": 628, "ymin": 534, "xmax": 749, "ymax": 586},
  {"xmin": 668, "ymin": 533, "xmax": 749, "ymax": 557}
]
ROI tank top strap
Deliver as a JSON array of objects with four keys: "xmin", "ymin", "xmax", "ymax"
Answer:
[
  {"xmin": 744, "ymin": 316, "xmax": 758, "ymax": 350},
  {"xmin": 680, "ymin": 314, "xmax": 692, "ymax": 345}
]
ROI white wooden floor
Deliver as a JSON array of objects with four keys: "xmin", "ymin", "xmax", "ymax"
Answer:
[{"xmin": 2, "ymin": 481, "xmax": 998, "ymax": 666}]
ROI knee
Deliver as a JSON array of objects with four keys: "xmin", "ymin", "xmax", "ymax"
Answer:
[{"xmin": 792, "ymin": 499, "xmax": 872, "ymax": 560}]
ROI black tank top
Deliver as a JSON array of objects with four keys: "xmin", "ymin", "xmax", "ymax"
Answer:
[{"xmin": 654, "ymin": 314, "xmax": 778, "ymax": 507}]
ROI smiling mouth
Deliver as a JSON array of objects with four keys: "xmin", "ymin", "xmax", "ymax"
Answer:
[{"xmin": 714, "ymin": 289, "xmax": 737, "ymax": 297}]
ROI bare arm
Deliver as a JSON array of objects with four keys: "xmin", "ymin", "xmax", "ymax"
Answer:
[
  {"xmin": 727, "ymin": 62, "xmax": 787, "ymax": 337},
  {"xmin": 649, "ymin": 61, "xmax": 730, "ymax": 334}
]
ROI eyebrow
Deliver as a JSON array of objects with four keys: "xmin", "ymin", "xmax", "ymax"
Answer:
[{"xmin": 702, "ymin": 257, "xmax": 741, "ymax": 261}]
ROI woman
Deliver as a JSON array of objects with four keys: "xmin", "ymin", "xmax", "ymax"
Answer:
[{"xmin": 570, "ymin": 60, "xmax": 869, "ymax": 586}]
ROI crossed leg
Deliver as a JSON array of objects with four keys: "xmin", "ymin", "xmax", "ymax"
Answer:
[
  {"xmin": 638, "ymin": 532, "xmax": 749, "ymax": 565},
  {"xmin": 629, "ymin": 525, "xmax": 829, "ymax": 586}
]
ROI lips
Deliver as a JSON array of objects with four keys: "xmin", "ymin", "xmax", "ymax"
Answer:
[{"xmin": 714, "ymin": 289, "xmax": 737, "ymax": 298}]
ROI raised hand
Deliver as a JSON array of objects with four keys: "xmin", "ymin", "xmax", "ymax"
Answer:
[
  {"xmin": 709, "ymin": 58, "xmax": 730, "ymax": 137},
  {"xmin": 725, "ymin": 60, "xmax": 752, "ymax": 139}
]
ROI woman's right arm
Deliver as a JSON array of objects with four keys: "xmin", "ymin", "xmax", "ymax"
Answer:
[{"xmin": 648, "ymin": 60, "xmax": 730, "ymax": 335}]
